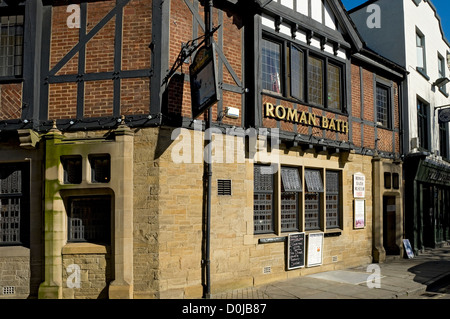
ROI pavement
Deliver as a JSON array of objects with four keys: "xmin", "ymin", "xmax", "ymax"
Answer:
[{"xmin": 211, "ymin": 243, "xmax": 450, "ymax": 299}]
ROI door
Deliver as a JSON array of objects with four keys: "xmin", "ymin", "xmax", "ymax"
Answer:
[{"xmin": 383, "ymin": 196, "xmax": 399, "ymax": 255}]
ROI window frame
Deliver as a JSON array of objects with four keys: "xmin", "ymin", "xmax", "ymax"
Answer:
[
  {"xmin": 0, "ymin": 9, "xmax": 25, "ymax": 82},
  {"xmin": 67, "ymin": 195, "xmax": 112, "ymax": 245},
  {"xmin": 265, "ymin": 36, "xmax": 346, "ymax": 113},
  {"xmin": 253, "ymin": 164, "xmax": 343, "ymax": 236},
  {"xmin": 375, "ymin": 82, "xmax": 392, "ymax": 129},
  {"xmin": 416, "ymin": 28, "xmax": 427, "ymax": 78},
  {"xmin": 438, "ymin": 53, "xmax": 447, "ymax": 95},
  {"xmin": 417, "ymin": 98, "xmax": 429, "ymax": 151},
  {"xmin": 0, "ymin": 162, "xmax": 29, "ymax": 247},
  {"xmin": 439, "ymin": 121, "xmax": 448, "ymax": 159}
]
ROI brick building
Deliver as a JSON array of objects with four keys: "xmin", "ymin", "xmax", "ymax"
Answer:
[{"xmin": 0, "ymin": 0, "xmax": 405, "ymax": 299}]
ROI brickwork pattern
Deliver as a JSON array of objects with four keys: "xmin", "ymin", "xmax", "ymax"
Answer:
[{"xmin": 0, "ymin": 83, "xmax": 22, "ymax": 120}]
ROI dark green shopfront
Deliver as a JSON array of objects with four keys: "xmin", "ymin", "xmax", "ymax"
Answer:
[{"xmin": 404, "ymin": 153, "xmax": 450, "ymax": 254}]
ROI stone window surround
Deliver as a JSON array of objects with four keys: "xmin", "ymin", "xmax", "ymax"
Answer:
[{"xmin": 38, "ymin": 124, "xmax": 134, "ymax": 299}]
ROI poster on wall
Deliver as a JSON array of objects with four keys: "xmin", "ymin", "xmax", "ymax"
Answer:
[
  {"xmin": 354, "ymin": 199, "xmax": 365, "ymax": 229},
  {"xmin": 306, "ymin": 232, "xmax": 324, "ymax": 267},
  {"xmin": 287, "ymin": 232, "xmax": 305, "ymax": 270},
  {"xmin": 353, "ymin": 172, "xmax": 366, "ymax": 198}
]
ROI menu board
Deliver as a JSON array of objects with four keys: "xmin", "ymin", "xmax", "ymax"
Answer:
[
  {"xmin": 307, "ymin": 232, "xmax": 324, "ymax": 267},
  {"xmin": 287, "ymin": 233, "xmax": 305, "ymax": 270}
]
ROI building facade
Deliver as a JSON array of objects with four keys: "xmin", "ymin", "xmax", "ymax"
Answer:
[
  {"xmin": 0, "ymin": 0, "xmax": 405, "ymax": 299},
  {"xmin": 350, "ymin": 0, "xmax": 450, "ymax": 254}
]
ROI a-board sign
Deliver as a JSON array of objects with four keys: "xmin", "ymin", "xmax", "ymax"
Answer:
[
  {"xmin": 307, "ymin": 232, "xmax": 324, "ymax": 267},
  {"xmin": 403, "ymin": 239, "xmax": 414, "ymax": 259},
  {"xmin": 189, "ymin": 44, "xmax": 220, "ymax": 119},
  {"xmin": 287, "ymin": 232, "xmax": 305, "ymax": 270}
]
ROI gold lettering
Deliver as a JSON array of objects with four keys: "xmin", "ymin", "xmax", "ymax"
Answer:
[
  {"xmin": 286, "ymin": 108, "xmax": 299, "ymax": 122},
  {"xmin": 275, "ymin": 105, "xmax": 286, "ymax": 119},
  {"xmin": 322, "ymin": 116, "xmax": 328, "ymax": 129},
  {"xmin": 328, "ymin": 118, "xmax": 336, "ymax": 131},
  {"xmin": 299, "ymin": 111, "xmax": 307, "ymax": 124},
  {"xmin": 308, "ymin": 113, "xmax": 316, "ymax": 126},
  {"xmin": 336, "ymin": 119, "xmax": 342, "ymax": 132},
  {"xmin": 265, "ymin": 103, "xmax": 275, "ymax": 118},
  {"xmin": 341, "ymin": 121, "xmax": 348, "ymax": 134}
]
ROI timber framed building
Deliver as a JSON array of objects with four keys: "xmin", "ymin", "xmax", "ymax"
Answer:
[{"xmin": 0, "ymin": 0, "xmax": 406, "ymax": 299}]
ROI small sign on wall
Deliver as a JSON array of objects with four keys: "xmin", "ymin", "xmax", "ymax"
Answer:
[
  {"xmin": 353, "ymin": 172, "xmax": 366, "ymax": 198},
  {"xmin": 354, "ymin": 199, "xmax": 365, "ymax": 229},
  {"xmin": 306, "ymin": 232, "xmax": 324, "ymax": 267}
]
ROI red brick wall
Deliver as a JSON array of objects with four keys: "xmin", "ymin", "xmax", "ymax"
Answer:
[
  {"xmin": 48, "ymin": 0, "xmax": 152, "ymax": 120},
  {"xmin": 166, "ymin": 1, "xmax": 243, "ymax": 126},
  {"xmin": 0, "ymin": 83, "xmax": 22, "ymax": 120}
]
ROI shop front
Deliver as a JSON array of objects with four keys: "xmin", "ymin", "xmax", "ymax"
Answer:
[{"xmin": 404, "ymin": 153, "xmax": 450, "ymax": 254}]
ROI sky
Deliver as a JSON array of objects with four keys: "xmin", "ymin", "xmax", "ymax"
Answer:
[{"xmin": 341, "ymin": 0, "xmax": 450, "ymax": 41}]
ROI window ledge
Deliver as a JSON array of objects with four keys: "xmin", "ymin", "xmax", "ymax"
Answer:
[
  {"xmin": 0, "ymin": 245, "xmax": 30, "ymax": 257},
  {"xmin": 62, "ymin": 242, "xmax": 110, "ymax": 255},
  {"xmin": 416, "ymin": 68, "xmax": 430, "ymax": 81}
]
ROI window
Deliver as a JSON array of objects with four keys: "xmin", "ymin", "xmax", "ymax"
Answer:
[
  {"xmin": 280, "ymin": 167, "xmax": 301, "ymax": 232},
  {"xmin": 304, "ymin": 169, "xmax": 323, "ymax": 230},
  {"xmin": 439, "ymin": 122, "xmax": 448, "ymax": 158},
  {"xmin": 68, "ymin": 196, "xmax": 111, "ymax": 244},
  {"xmin": 416, "ymin": 30, "xmax": 426, "ymax": 74},
  {"xmin": 326, "ymin": 171, "xmax": 340, "ymax": 229},
  {"xmin": 327, "ymin": 64, "xmax": 341, "ymax": 110},
  {"xmin": 308, "ymin": 56, "xmax": 324, "ymax": 106},
  {"xmin": 438, "ymin": 54, "xmax": 447, "ymax": 94},
  {"xmin": 0, "ymin": 14, "xmax": 24, "ymax": 78},
  {"xmin": 253, "ymin": 165, "xmax": 342, "ymax": 235},
  {"xmin": 89, "ymin": 154, "xmax": 111, "ymax": 183},
  {"xmin": 376, "ymin": 84, "xmax": 391, "ymax": 128},
  {"xmin": 286, "ymin": 42, "xmax": 344, "ymax": 111},
  {"xmin": 61, "ymin": 156, "xmax": 82, "ymax": 184},
  {"xmin": 262, "ymin": 38, "xmax": 282, "ymax": 94},
  {"xmin": 0, "ymin": 163, "xmax": 29, "ymax": 246},
  {"xmin": 384, "ymin": 172, "xmax": 392, "ymax": 189},
  {"xmin": 290, "ymin": 45, "xmax": 304, "ymax": 101},
  {"xmin": 254, "ymin": 165, "xmax": 275, "ymax": 234},
  {"xmin": 417, "ymin": 99, "xmax": 429, "ymax": 150}
]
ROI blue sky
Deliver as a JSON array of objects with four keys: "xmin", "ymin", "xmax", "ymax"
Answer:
[{"xmin": 341, "ymin": 0, "xmax": 450, "ymax": 40}]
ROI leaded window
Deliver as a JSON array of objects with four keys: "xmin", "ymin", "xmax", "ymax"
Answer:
[
  {"xmin": 262, "ymin": 38, "xmax": 282, "ymax": 93},
  {"xmin": 308, "ymin": 56, "xmax": 324, "ymax": 106},
  {"xmin": 0, "ymin": 163, "xmax": 28, "ymax": 246},
  {"xmin": 290, "ymin": 45, "xmax": 304, "ymax": 101},
  {"xmin": 89, "ymin": 154, "xmax": 111, "ymax": 183},
  {"xmin": 0, "ymin": 14, "xmax": 23, "ymax": 77},
  {"xmin": 304, "ymin": 169, "xmax": 323, "ymax": 230},
  {"xmin": 326, "ymin": 171, "xmax": 340, "ymax": 229},
  {"xmin": 327, "ymin": 64, "xmax": 341, "ymax": 110},
  {"xmin": 376, "ymin": 84, "xmax": 391, "ymax": 128},
  {"xmin": 254, "ymin": 165, "xmax": 274, "ymax": 234},
  {"xmin": 68, "ymin": 196, "xmax": 111, "ymax": 244}
]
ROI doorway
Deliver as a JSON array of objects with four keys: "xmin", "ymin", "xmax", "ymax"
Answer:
[{"xmin": 383, "ymin": 196, "xmax": 399, "ymax": 255}]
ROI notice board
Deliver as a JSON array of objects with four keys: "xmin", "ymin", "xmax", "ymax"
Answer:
[
  {"xmin": 307, "ymin": 232, "xmax": 324, "ymax": 267},
  {"xmin": 287, "ymin": 232, "xmax": 305, "ymax": 270}
]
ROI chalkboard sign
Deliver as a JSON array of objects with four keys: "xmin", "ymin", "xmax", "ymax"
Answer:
[{"xmin": 287, "ymin": 232, "xmax": 305, "ymax": 270}]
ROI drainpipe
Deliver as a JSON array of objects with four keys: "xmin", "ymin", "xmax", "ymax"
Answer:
[{"xmin": 203, "ymin": 0, "xmax": 213, "ymax": 300}]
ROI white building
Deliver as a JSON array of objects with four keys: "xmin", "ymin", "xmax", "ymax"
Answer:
[{"xmin": 350, "ymin": 0, "xmax": 450, "ymax": 252}]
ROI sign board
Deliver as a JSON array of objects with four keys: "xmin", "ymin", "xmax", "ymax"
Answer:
[
  {"xmin": 353, "ymin": 172, "xmax": 365, "ymax": 198},
  {"xmin": 403, "ymin": 239, "xmax": 414, "ymax": 259},
  {"xmin": 307, "ymin": 232, "xmax": 323, "ymax": 267},
  {"xmin": 354, "ymin": 199, "xmax": 365, "ymax": 229},
  {"xmin": 287, "ymin": 232, "xmax": 305, "ymax": 270},
  {"xmin": 438, "ymin": 108, "xmax": 450, "ymax": 124},
  {"xmin": 189, "ymin": 44, "xmax": 220, "ymax": 119}
]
